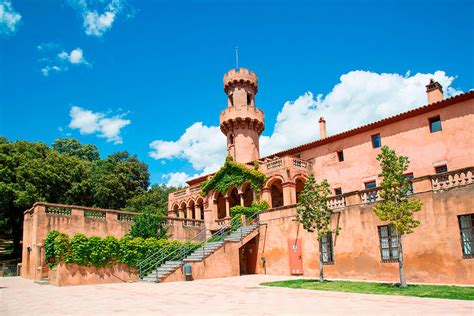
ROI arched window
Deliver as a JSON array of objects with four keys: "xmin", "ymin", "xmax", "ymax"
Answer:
[{"xmin": 173, "ymin": 204, "xmax": 179, "ymax": 218}]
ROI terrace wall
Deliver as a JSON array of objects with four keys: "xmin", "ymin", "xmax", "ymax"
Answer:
[{"xmin": 256, "ymin": 170, "xmax": 474, "ymax": 284}]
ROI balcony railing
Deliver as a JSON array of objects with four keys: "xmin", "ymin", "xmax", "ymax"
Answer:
[
  {"xmin": 431, "ymin": 167, "xmax": 473, "ymax": 191},
  {"xmin": 264, "ymin": 156, "xmax": 311, "ymax": 172},
  {"xmin": 359, "ymin": 187, "xmax": 382, "ymax": 203},
  {"xmin": 216, "ymin": 218, "xmax": 230, "ymax": 227},
  {"xmin": 328, "ymin": 195, "xmax": 346, "ymax": 209},
  {"xmin": 163, "ymin": 217, "xmax": 204, "ymax": 227}
]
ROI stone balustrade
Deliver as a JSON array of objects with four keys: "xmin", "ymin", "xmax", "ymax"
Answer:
[
  {"xmin": 38, "ymin": 203, "xmax": 138, "ymax": 222},
  {"xmin": 327, "ymin": 195, "xmax": 346, "ymax": 209},
  {"xmin": 431, "ymin": 167, "xmax": 473, "ymax": 191},
  {"xmin": 216, "ymin": 218, "xmax": 230, "ymax": 227},
  {"xmin": 164, "ymin": 217, "xmax": 204, "ymax": 228},
  {"xmin": 263, "ymin": 156, "xmax": 311, "ymax": 172},
  {"xmin": 359, "ymin": 187, "xmax": 383, "ymax": 204}
]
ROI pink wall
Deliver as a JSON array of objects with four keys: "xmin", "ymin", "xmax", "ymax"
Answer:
[{"xmin": 301, "ymin": 99, "xmax": 473, "ymax": 194}]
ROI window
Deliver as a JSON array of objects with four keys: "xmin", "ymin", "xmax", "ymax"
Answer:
[
  {"xmin": 247, "ymin": 93, "xmax": 252, "ymax": 105},
  {"xmin": 320, "ymin": 233, "xmax": 334, "ymax": 264},
  {"xmin": 334, "ymin": 187, "xmax": 342, "ymax": 196},
  {"xmin": 435, "ymin": 165, "xmax": 448, "ymax": 174},
  {"xmin": 365, "ymin": 181, "xmax": 377, "ymax": 189},
  {"xmin": 365, "ymin": 181, "xmax": 377, "ymax": 201},
  {"xmin": 337, "ymin": 150, "xmax": 344, "ymax": 162},
  {"xmin": 429, "ymin": 116, "xmax": 442, "ymax": 133},
  {"xmin": 404, "ymin": 173, "xmax": 414, "ymax": 195},
  {"xmin": 371, "ymin": 134, "xmax": 381, "ymax": 148},
  {"xmin": 378, "ymin": 225, "xmax": 399, "ymax": 262},
  {"xmin": 458, "ymin": 214, "xmax": 473, "ymax": 259}
]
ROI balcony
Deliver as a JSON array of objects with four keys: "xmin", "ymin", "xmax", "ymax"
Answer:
[
  {"xmin": 431, "ymin": 167, "xmax": 473, "ymax": 191},
  {"xmin": 263, "ymin": 156, "xmax": 311, "ymax": 172}
]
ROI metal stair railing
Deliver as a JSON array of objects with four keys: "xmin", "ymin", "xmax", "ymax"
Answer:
[{"xmin": 138, "ymin": 211, "xmax": 261, "ymax": 279}]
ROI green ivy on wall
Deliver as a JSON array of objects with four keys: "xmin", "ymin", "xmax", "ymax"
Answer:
[
  {"xmin": 200, "ymin": 156, "xmax": 266, "ymax": 197},
  {"xmin": 44, "ymin": 230, "xmax": 199, "ymax": 268}
]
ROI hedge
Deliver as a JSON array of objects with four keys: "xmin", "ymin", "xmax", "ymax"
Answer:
[{"xmin": 44, "ymin": 230, "xmax": 199, "ymax": 268}]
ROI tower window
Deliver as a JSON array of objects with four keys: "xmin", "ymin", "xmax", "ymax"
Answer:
[
  {"xmin": 247, "ymin": 93, "xmax": 251, "ymax": 106},
  {"xmin": 229, "ymin": 95, "xmax": 234, "ymax": 107},
  {"xmin": 229, "ymin": 134, "xmax": 234, "ymax": 145},
  {"xmin": 337, "ymin": 150, "xmax": 344, "ymax": 162},
  {"xmin": 429, "ymin": 116, "xmax": 442, "ymax": 133},
  {"xmin": 371, "ymin": 134, "xmax": 381, "ymax": 148}
]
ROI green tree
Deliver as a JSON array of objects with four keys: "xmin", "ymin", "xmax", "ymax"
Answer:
[
  {"xmin": 92, "ymin": 151, "xmax": 150, "ymax": 209},
  {"xmin": 128, "ymin": 211, "xmax": 169, "ymax": 239},
  {"xmin": 295, "ymin": 175, "xmax": 336, "ymax": 282},
  {"xmin": 53, "ymin": 138, "xmax": 100, "ymax": 161},
  {"xmin": 374, "ymin": 146, "xmax": 422, "ymax": 287},
  {"xmin": 125, "ymin": 184, "xmax": 180, "ymax": 215}
]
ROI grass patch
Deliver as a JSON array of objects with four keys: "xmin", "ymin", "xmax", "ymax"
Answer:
[{"xmin": 260, "ymin": 279, "xmax": 474, "ymax": 300}]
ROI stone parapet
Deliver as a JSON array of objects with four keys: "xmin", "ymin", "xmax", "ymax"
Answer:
[
  {"xmin": 219, "ymin": 106, "xmax": 265, "ymax": 135},
  {"xmin": 224, "ymin": 68, "xmax": 258, "ymax": 94}
]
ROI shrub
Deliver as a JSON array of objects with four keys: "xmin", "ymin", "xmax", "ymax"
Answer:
[{"xmin": 128, "ymin": 211, "xmax": 169, "ymax": 239}]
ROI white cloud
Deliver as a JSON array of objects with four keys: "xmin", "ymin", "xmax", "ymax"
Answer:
[
  {"xmin": 58, "ymin": 48, "xmax": 88, "ymax": 65},
  {"xmin": 0, "ymin": 0, "xmax": 21, "ymax": 35},
  {"xmin": 69, "ymin": 106, "xmax": 131, "ymax": 144},
  {"xmin": 260, "ymin": 70, "xmax": 462, "ymax": 156},
  {"xmin": 151, "ymin": 70, "xmax": 462, "ymax": 186},
  {"xmin": 67, "ymin": 0, "xmax": 129, "ymax": 37},
  {"xmin": 38, "ymin": 45, "xmax": 90, "ymax": 76},
  {"xmin": 150, "ymin": 122, "xmax": 226, "ymax": 171}
]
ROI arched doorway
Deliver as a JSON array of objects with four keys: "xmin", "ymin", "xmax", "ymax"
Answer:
[
  {"xmin": 216, "ymin": 192, "xmax": 226, "ymax": 219},
  {"xmin": 228, "ymin": 187, "xmax": 240, "ymax": 209},
  {"xmin": 196, "ymin": 198, "xmax": 204, "ymax": 220},
  {"xmin": 241, "ymin": 183, "xmax": 254, "ymax": 207},
  {"xmin": 188, "ymin": 200, "xmax": 196, "ymax": 219},
  {"xmin": 295, "ymin": 178, "xmax": 306, "ymax": 203},
  {"xmin": 173, "ymin": 204, "xmax": 179, "ymax": 217},
  {"xmin": 270, "ymin": 179, "xmax": 284, "ymax": 208},
  {"xmin": 180, "ymin": 202, "xmax": 187, "ymax": 219}
]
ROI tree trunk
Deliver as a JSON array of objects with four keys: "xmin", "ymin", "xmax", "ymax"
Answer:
[
  {"xmin": 398, "ymin": 233, "xmax": 407, "ymax": 287},
  {"xmin": 318, "ymin": 238, "xmax": 324, "ymax": 283}
]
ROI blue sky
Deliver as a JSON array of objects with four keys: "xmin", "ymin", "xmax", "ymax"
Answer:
[{"xmin": 1, "ymin": 0, "xmax": 473, "ymax": 186}]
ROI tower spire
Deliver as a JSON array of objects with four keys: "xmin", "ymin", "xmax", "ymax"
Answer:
[{"xmin": 235, "ymin": 46, "xmax": 239, "ymax": 70}]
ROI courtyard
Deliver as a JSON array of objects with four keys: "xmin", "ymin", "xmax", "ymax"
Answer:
[{"xmin": 1, "ymin": 275, "xmax": 472, "ymax": 315}]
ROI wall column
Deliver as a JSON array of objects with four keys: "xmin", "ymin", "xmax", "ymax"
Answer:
[
  {"xmin": 179, "ymin": 208, "xmax": 185, "ymax": 218},
  {"xmin": 187, "ymin": 207, "xmax": 193, "ymax": 220},
  {"xmin": 239, "ymin": 193, "xmax": 245, "ymax": 206},
  {"xmin": 225, "ymin": 196, "xmax": 231, "ymax": 218},
  {"xmin": 261, "ymin": 187, "xmax": 272, "ymax": 207},
  {"xmin": 282, "ymin": 182, "xmax": 296, "ymax": 206}
]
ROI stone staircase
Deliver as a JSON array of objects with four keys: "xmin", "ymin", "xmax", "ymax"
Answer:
[{"xmin": 141, "ymin": 223, "xmax": 259, "ymax": 282}]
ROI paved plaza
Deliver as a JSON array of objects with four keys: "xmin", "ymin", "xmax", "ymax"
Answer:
[{"xmin": 1, "ymin": 275, "xmax": 472, "ymax": 315}]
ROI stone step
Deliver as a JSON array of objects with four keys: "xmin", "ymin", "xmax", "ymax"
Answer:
[{"xmin": 34, "ymin": 279, "xmax": 49, "ymax": 285}]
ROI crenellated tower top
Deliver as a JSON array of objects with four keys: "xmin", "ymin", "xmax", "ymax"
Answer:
[{"xmin": 220, "ymin": 68, "xmax": 265, "ymax": 163}]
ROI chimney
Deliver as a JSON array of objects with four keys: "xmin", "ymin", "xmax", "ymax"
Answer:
[
  {"xmin": 319, "ymin": 117, "xmax": 327, "ymax": 139},
  {"xmin": 426, "ymin": 79, "xmax": 444, "ymax": 104}
]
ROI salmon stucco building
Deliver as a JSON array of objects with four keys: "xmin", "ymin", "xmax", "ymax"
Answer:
[{"xmin": 22, "ymin": 68, "xmax": 473, "ymax": 286}]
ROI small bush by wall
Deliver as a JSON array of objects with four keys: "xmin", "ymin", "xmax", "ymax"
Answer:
[{"xmin": 44, "ymin": 230, "xmax": 199, "ymax": 268}]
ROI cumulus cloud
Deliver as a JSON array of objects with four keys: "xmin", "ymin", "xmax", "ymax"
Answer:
[
  {"xmin": 260, "ymin": 70, "xmax": 462, "ymax": 155},
  {"xmin": 38, "ymin": 45, "xmax": 91, "ymax": 76},
  {"xmin": 151, "ymin": 70, "xmax": 462, "ymax": 186},
  {"xmin": 58, "ymin": 48, "xmax": 88, "ymax": 64},
  {"xmin": 67, "ymin": 0, "xmax": 130, "ymax": 37},
  {"xmin": 69, "ymin": 106, "xmax": 131, "ymax": 144},
  {"xmin": 0, "ymin": 0, "xmax": 21, "ymax": 35}
]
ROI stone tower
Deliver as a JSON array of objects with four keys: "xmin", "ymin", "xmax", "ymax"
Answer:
[{"xmin": 220, "ymin": 68, "xmax": 265, "ymax": 163}]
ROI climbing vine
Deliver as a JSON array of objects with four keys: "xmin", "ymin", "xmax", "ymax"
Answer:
[
  {"xmin": 44, "ymin": 230, "xmax": 199, "ymax": 268},
  {"xmin": 200, "ymin": 156, "xmax": 266, "ymax": 197}
]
